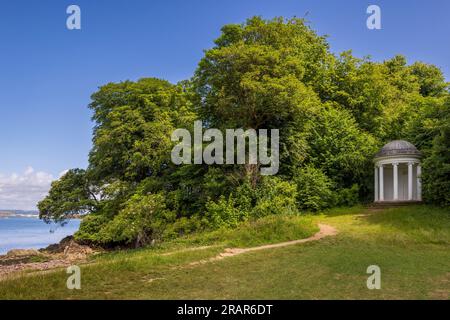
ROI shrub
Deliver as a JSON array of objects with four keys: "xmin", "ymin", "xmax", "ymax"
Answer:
[
  {"xmin": 74, "ymin": 214, "xmax": 109, "ymax": 243},
  {"xmin": 96, "ymin": 193, "xmax": 175, "ymax": 247},
  {"xmin": 252, "ymin": 177, "xmax": 298, "ymax": 217},
  {"xmin": 335, "ymin": 184, "xmax": 360, "ymax": 207},
  {"xmin": 293, "ymin": 165, "xmax": 335, "ymax": 211},
  {"xmin": 204, "ymin": 177, "xmax": 298, "ymax": 229},
  {"xmin": 162, "ymin": 216, "xmax": 204, "ymax": 239},
  {"xmin": 204, "ymin": 195, "xmax": 247, "ymax": 229}
]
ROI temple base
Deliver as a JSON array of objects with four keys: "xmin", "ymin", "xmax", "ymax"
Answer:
[{"xmin": 371, "ymin": 200, "xmax": 422, "ymax": 208}]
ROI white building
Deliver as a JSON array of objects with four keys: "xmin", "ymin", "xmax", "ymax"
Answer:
[{"xmin": 374, "ymin": 140, "xmax": 422, "ymax": 203}]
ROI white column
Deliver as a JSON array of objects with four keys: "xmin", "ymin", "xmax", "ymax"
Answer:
[
  {"xmin": 417, "ymin": 164, "xmax": 422, "ymax": 201},
  {"xmin": 393, "ymin": 162, "xmax": 399, "ymax": 201},
  {"xmin": 374, "ymin": 166, "xmax": 379, "ymax": 202},
  {"xmin": 379, "ymin": 165, "xmax": 384, "ymax": 201},
  {"xmin": 408, "ymin": 162, "xmax": 413, "ymax": 200}
]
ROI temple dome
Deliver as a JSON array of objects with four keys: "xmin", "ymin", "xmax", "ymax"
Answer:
[{"xmin": 375, "ymin": 140, "xmax": 421, "ymax": 159}]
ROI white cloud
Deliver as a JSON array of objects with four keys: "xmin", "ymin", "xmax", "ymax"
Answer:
[{"xmin": 0, "ymin": 167, "xmax": 55, "ymax": 210}]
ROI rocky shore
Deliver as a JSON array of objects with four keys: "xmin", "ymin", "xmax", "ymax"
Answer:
[{"xmin": 0, "ymin": 236, "xmax": 97, "ymax": 280}]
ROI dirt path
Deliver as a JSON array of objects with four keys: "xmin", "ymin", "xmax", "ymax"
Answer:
[{"xmin": 188, "ymin": 224, "xmax": 338, "ymax": 267}]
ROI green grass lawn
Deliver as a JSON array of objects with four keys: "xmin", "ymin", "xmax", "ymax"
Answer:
[{"xmin": 0, "ymin": 205, "xmax": 449, "ymax": 299}]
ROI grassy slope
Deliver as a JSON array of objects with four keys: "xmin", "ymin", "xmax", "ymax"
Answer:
[{"xmin": 0, "ymin": 206, "xmax": 449, "ymax": 299}]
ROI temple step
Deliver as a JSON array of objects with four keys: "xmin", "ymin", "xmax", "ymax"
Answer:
[{"xmin": 369, "ymin": 201, "xmax": 422, "ymax": 208}]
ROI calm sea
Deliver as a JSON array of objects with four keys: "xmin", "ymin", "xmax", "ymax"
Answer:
[{"xmin": 0, "ymin": 216, "xmax": 80, "ymax": 255}]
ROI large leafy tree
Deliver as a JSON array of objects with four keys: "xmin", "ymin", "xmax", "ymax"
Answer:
[
  {"xmin": 193, "ymin": 17, "xmax": 332, "ymax": 183},
  {"xmin": 39, "ymin": 78, "xmax": 197, "ymax": 228},
  {"xmin": 88, "ymin": 78, "xmax": 196, "ymax": 183},
  {"xmin": 194, "ymin": 16, "xmax": 330, "ymax": 130}
]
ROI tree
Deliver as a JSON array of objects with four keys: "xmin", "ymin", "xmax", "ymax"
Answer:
[
  {"xmin": 304, "ymin": 105, "xmax": 378, "ymax": 189},
  {"xmin": 421, "ymin": 97, "xmax": 450, "ymax": 206},
  {"xmin": 193, "ymin": 17, "xmax": 330, "ymax": 183},
  {"xmin": 88, "ymin": 78, "xmax": 196, "ymax": 183},
  {"xmin": 194, "ymin": 17, "xmax": 330, "ymax": 130},
  {"xmin": 38, "ymin": 169, "xmax": 97, "ymax": 223},
  {"xmin": 410, "ymin": 62, "xmax": 448, "ymax": 97}
]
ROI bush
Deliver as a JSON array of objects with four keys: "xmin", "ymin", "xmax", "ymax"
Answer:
[
  {"xmin": 335, "ymin": 184, "xmax": 360, "ymax": 207},
  {"xmin": 74, "ymin": 214, "xmax": 109, "ymax": 243},
  {"xmin": 96, "ymin": 193, "xmax": 175, "ymax": 247},
  {"xmin": 252, "ymin": 177, "xmax": 298, "ymax": 217},
  {"xmin": 293, "ymin": 165, "xmax": 335, "ymax": 211},
  {"xmin": 204, "ymin": 177, "xmax": 298, "ymax": 229},
  {"xmin": 204, "ymin": 195, "xmax": 248, "ymax": 229},
  {"xmin": 163, "ymin": 216, "xmax": 204, "ymax": 239}
]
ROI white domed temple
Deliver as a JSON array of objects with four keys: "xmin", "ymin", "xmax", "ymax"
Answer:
[{"xmin": 374, "ymin": 140, "xmax": 422, "ymax": 203}]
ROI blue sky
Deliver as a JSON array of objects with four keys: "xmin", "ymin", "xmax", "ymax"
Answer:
[{"xmin": 0, "ymin": 0, "xmax": 448, "ymax": 209}]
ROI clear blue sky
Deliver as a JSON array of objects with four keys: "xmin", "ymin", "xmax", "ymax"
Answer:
[{"xmin": 0, "ymin": 0, "xmax": 448, "ymax": 209}]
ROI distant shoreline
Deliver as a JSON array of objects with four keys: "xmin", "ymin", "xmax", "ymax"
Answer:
[
  {"xmin": 0, "ymin": 213, "xmax": 38, "ymax": 218},
  {"xmin": 0, "ymin": 212, "xmax": 83, "ymax": 219},
  {"xmin": 0, "ymin": 210, "xmax": 39, "ymax": 218},
  {"xmin": 0, "ymin": 216, "xmax": 81, "ymax": 256}
]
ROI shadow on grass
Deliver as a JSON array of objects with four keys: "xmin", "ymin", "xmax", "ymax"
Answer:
[
  {"xmin": 362, "ymin": 205, "xmax": 450, "ymax": 244},
  {"xmin": 317, "ymin": 205, "xmax": 367, "ymax": 217}
]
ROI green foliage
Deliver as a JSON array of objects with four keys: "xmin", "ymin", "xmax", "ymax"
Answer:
[
  {"xmin": 421, "ymin": 98, "xmax": 450, "ymax": 206},
  {"xmin": 293, "ymin": 165, "xmax": 335, "ymax": 211},
  {"xmin": 74, "ymin": 214, "xmax": 110, "ymax": 243},
  {"xmin": 38, "ymin": 169, "xmax": 97, "ymax": 223},
  {"xmin": 96, "ymin": 193, "xmax": 175, "ymax": 246},
  {"xmin": 204, "ymin": 177, "xmax": 298, "ymax": 228},
  {"xmin": 205, "ymin": 195, "xmax": 245, "ymax": 229},
  {"xmin": 306, "ymin": 105, "xmax": 378, "ymax": 188},
  {"xmin": 224, "ymin": 214, "xmax": 317, "ymax": 248},
  {"xmin": 335, "ymin": 184, "xmax": 360, "ymax": 207},
  {"xmin": 88, "ymin": 78, "xmax": 196, "ymax": 183},
  {"xmin": 410, "ymin": 62, "xmax": 448, "ymax": 97},
  {"xmin": 252, "ymin": 177, "xmax": 298, "ymax": 217},
  {"xmin": 194, "ymin": 16, "xmax": 330, "ymax": 129},
  {"xmin": 39, "ymin": 16, "xmax": 449, "ymax": 248},
  {"xmin": 163, "ymin": 216, "xmax": 204, "ymax": 240}
]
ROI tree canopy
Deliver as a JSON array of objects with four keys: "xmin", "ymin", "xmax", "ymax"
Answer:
[{"xmin": 38, "ymin": 17, "xmax": 449, "ymax": 247}]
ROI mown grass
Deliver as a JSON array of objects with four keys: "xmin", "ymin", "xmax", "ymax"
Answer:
[
  {"xmin": 0, "ymin": 205, "xmax": 449, "ymax": 299},
  {"xmin": 363, "ymin": 206, "xmax": 450, "ymax": 245}
]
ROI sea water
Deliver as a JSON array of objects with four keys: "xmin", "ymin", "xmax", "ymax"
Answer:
[{"xmin": 0, "ymin": 216, "xmax": 80, "ymax": 255}]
